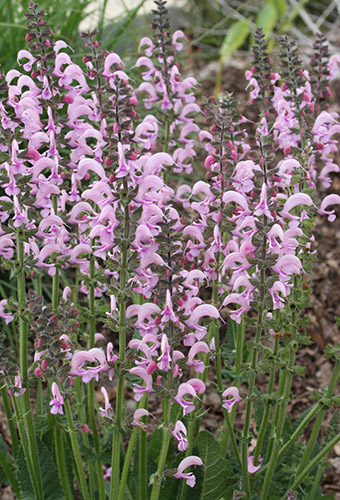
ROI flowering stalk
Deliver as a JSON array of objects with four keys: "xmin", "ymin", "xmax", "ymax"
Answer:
[{"xmin": 110, "ymin": 181, "xmax": 131, "ymax": 499}]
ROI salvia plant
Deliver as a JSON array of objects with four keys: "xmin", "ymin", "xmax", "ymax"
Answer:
[{"xmin": 0, "ymin": 1, "xmax": 340, "ymax": 499}]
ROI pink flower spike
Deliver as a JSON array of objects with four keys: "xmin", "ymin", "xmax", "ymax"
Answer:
[
  {"xmin": 248, "ymin": 455, "xmax": 263, "ymax": 474},
  {"xmin": 173, "ymin": 456, "xmax": 203, "ymax": 488},
  {"xmin": 49, "ymin": 382, "xmax": 64, "ymax": 415},
  {"xmin": 222, "ymin": 387, "xmax": 242, "ymax": 413},
  {"xmin": 172, "ymin": 421, "xmax": 188, "ymax": 451},
  {"xmin": 100, "ymin": 387, "xmax": 112, "ymax": 418},
  {"xmin": 132, "ymin": 409, "xmax": 151, "ymax": 431}
]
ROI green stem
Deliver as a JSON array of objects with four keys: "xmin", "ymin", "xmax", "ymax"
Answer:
[
  {"xmin": 150, "ymin": 400, "xmax": 171, "ymax": 500},
  {"xmin": 178, "ymin": 413, "xmax": 196, "ymax": 500},
  {"xmin": 54, "ymin": 424, "xmax": 73, "ymax": 500},
  {"xmin": 308, "ymin": 457, "xmax": 325, "ymax": 500},
  {"xmin": 0, "ymin": 445, "xmax": 20, "ymax": 497},
  {"xmin": 296, "ymin": 361, "xmax": 340, "ymax": 477},
  {"xmin": 261, "ymin": 311, "xmax": 298, "ymax": 500},
  {"xmin": 88, "ymin": 254, "xmax": 106, "ymax": 500},
  {"xmin": 12, "ymin": 395, "xmax": 41, "ymax": 500},
  {"xmin": 52, "ymin": 267, "xmax": 59, "ymax": 313},
  {"xmin": 65, "ymin": 399, "xmax": 90, "ymax": 500},
  {"xmin": 291, "ymin": 431, "xmax": 340, "ymax": 490},
  {"xmin": 118, "ymin": 428, "xmax": 139, "ymax": 500},
  {"xmin": 258, "ymin": 403, "xmax": 320, "ymax": 478},
  {"xmin": 16, "ymin": 234, "xmax": 43, "ymax": 500},
  {"xmin": 253, "ymin": 336, "xmax": 279, "ymax": 464},
  {"xmin": 0, "ymin": 385, "xmax": 18, "ymax": 456},
  {"xmin": 241, "ymin": 306, "xmax": 264, "ymax": 499},
  {"xmin": 235, "ymin": 317, "xmax": 245, "ymax": 378},
  {"xmin": 110, "ymin": 186, "xmax": 130, "ymax": 500},
  {"xmin": 139, "ymin": 406, "xmax": 148, "ymax": 500}
]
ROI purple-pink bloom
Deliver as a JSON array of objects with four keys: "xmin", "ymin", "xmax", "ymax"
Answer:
[
  {"xmin": 174, "ymin": 379, "xmax": 205, "ymax": 415},
  {"xmin": 49, "ymin": 382, "xmax": 64, "ymax": 415},
  {"xmin": 173, "ymin": 456, "xmax": 203, "ymax": 487},
  {"xmin": 130, "ymin": 366, "xmax": 155, "ymax": 401},
  {"xmin": 99, "ymin": 387, "xmax": 112, "ymax": 418},
  {"xmin": 132, "ymin": 409, "xmax": 150, "ymax": 431},
  {"xmin": 187, "ymin": 342, "xmax": 210, "ymax": 373},
  {"xmin": 222, "ymin": 387, "xmax": 242, "ymax": 413},
  {"xmin": 248, "ymin": 455, "xmax": 263, "ymax": 473},
  {"xmin": 318, "ymin": 194, "xmax": 340, "ymax": 222},
  {"xmin": 171, "ymin": 421, "xmax": 188, "ymax": 451}
]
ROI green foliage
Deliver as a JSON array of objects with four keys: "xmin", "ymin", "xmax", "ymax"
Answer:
[
  {"xmin": 219, "ymin": 21, "xmax": 250, "ymax": 63},
  {"xmin": 188, "ymin": 430, "xmax": 237, "ymax": 499},
  {"xmin": 0, "ymin": 434, "xmax": 10, "ymax": 485},
  {"xmin": 17, "ymin": 441, "xmax": 66, "ymax": 500},
  {"xmin": 255, "ymin": 3, "xmax": 278, "ymax": 38}
]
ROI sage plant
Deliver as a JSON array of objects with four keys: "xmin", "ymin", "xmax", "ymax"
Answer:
[{"xmin": 0, "ymin": 2, "xmax": 339, "ymax": 500}]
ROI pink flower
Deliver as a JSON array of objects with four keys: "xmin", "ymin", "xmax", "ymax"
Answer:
[
  {"xmin": 174, "ymin": 379, "xmax": 205, "ymax": 415},
  {"xmin": 222, "ymin": 387, "xmax": 242, "ymax": 413},
  {"xmin": 280, "ymin": 193, "xmax": 313, "ymax": 220},
  {"xmin": 318, "ymin": 194, "xmax": 340, "ymax": 222},
  {"xmin": 70, "ymin": 348, "xmax": 109, "ymax": 383},
  {"xmin": 129, "ymin": 366, "xmax": 155, "ymax": 401},
  {"xmin": 50, "ymin": 382, "xmax": 64, "ymax": 415},
  {"xmin": 187, "ymin": 342, "xmax": 210, "ymax": 373},
  {"xmin": 171, "ymin": 421, "xmax": 188, "ymax": 451},
  {"xmin": 99, "ymin": 387, "xmax": 112, "ymax": 418},
  {"xmin": 248, "ymin": 455, "xmax": 263, "ymax": 473},
  {"xmin": 172, "ymin": 30, "xmax": 187, "ymax": 51},
  {"xmin": 157, "ymin": 334, "xmax": 172, "ymax": 371},
  {"xmin": 173, "ymin": 456, "xmax": 203, "ymax": 487},
  {"xmin": 185, "ymin": 304, "xmax": 220, "ymax": 339},
  {"xmin": 132, "ymin": 409, "xmax": 150, "ymax": 431}
]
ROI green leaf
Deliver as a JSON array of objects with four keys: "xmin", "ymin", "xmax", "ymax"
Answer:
[
  {"xmin": 189, "ymin": 430, "xmax": 236, "ymax": 500},
  {"xmin": 254, "ymin": 387, "xmax": 265, "ymax": 430},
  {"xmin": 17, "ymin": 441, "xmax": 66, "ymax": 500},
  {"xmin": 219, "ymin": 21, "xmax": 250, "ymax": 63},
  {"xmin": 255, "ymin": 4, "xmax": 278, "ymax": 37},
  {"xmin": 267, "ymin": 0, "xmax": 287, "ymax": 17}
]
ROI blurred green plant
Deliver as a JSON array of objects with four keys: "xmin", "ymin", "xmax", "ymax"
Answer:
[
  {"xmin": 0, "ymin": 0, "xmax": 148, "ymax": 72},
  {"xmin": 1, "ymin": 0, "xmax": 93, "ymax": 71}
]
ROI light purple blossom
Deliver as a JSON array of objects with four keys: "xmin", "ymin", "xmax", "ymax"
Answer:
[
  {"xmin": 49, "ymin": 382, "xmax": 64, "ymax": 415},
  {"xmin": 173, "ymin": 456, "xmax": 203, "ymax": 487},
  {"xmin": 171, "ymin": 421, "xmax": 188, "ymax": 451},
  {"xmin": 222, "ymin": 387, "xmax": 242, "ymax": 413}
]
